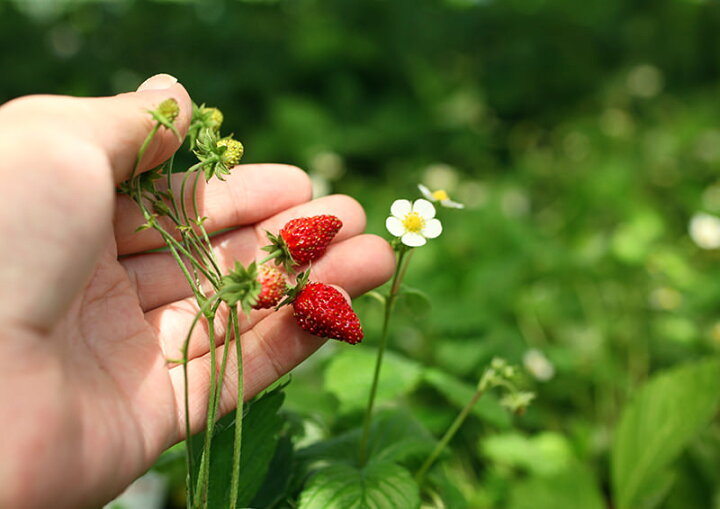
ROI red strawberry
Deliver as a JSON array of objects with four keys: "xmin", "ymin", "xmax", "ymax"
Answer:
[
  {"xmin": 253, "ymin": 265, "xmax": 287, "ymax": 310},
  {"xmin": 263, "ymin": 215, "xmax": 342, "ymax": 271},
  {"xmin": 292, "ymin": 282, "xmax": 363, "ymax": 344}
]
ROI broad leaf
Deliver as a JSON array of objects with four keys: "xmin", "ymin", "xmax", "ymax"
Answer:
[
  {"xmin": 324, "ymin": 348, "xmax": 423, "ymax": 413},
  {"xmin": 298, "ymin": 461, "xmax": 420, "ymax": 509},
  {"xmin": 611, "ymin": 358, "xmax": 720, "ymax": 509},
  {"xmin": 249, "ymin": 434, "xmax": 294, "ymax": 508}
]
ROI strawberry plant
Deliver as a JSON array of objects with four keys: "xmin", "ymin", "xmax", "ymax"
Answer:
[{"xmin": 120, "ymin": 98, "xmax": 533, "ymax": 509}]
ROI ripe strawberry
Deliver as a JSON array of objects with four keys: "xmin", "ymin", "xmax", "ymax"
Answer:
[
  {"xmin": 292, "ymin": 282, "xmax": 363, "ymax": 344},
  {"xmin": 253, "ymin": 265, "xmax": 287, "ymax": 310},
  {"xmin": 263, "ymin": 215, "xmax": 342, "ymax": 272}
]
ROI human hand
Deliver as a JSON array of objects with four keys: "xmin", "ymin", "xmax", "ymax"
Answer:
[{"xmin": 0, "ymin": 74, "xmax": 394, "ymax": 508}]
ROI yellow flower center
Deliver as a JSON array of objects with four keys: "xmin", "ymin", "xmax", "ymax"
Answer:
[
  {"xmin": 402, "ymin": 211, "xmax": 425, "ymax": 233},
  {"xmin": 432, "ymin": 189, "xmax": 449, "ymax": 201}
]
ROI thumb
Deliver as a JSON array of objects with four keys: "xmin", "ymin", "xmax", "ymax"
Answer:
[
  {"xmin": 0, "ymin": 73, "xmax": 192, "ymax": 185},
  {"xmin": 85, "ymin": 73, "xmax": 193, "ymax": 183}
]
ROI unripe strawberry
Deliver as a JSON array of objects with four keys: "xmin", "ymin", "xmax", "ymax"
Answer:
[
  {"xmin": 253, "ymin": 265, "xmax": 287, "ymax": 310},
  {"xmin": 263, "ymin": 215, "xmax": 342, "ymax": 272},
  {"xmin": 216, "ymin": 138, "xmax": 244, "ymax": 167},
  {"xmin": 292, "ymin": 282, "xmax": 363, "ymax": 344}
]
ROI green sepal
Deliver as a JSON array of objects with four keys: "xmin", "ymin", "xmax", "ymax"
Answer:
[
  {"xmin": 262, "ymin": 230, "xmax": 298, "ymax": 273},
  {"xmin": 219, "ymin": 261, "xmax": 262, "ymax": 315},
  {"xmin": 275, "ymin": 269, "xmax": 310, "ymax": 309}
]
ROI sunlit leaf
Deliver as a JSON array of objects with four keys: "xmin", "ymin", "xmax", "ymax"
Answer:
[{"xmin": 611, "ymin": 358, "xmax": 720, "ymax": 509}]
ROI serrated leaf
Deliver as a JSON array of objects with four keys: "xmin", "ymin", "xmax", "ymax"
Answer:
[
  {"xmin": 324, "ymin": 348, "xmax": 423, "ymax": 413},
  {"xmin": 298, "ymin": 461, "xmax": 420, "ymax": 509},
  {"xmin": 509, "ymin": 464, "xmax": 605, "ymax": 509},
  {"xmin": 611, "ymin": 358, "xmax": 720, "ymax": 509},
  {"xmin": 191, "ymin": 388, "xmax": 286, "ymax": 507},
  {"xmin": 423, "ymin": 368, "xmax": 511, "ymax": 429}
]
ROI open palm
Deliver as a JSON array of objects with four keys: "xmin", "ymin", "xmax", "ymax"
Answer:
[{"xmin": 0, "ymin": 75, "xmax": 394, "ymax": 508}]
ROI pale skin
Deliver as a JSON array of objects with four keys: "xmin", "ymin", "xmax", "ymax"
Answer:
[{"xmin": 0, "ymin": 74, "xmax": 395, "ymax": 508}]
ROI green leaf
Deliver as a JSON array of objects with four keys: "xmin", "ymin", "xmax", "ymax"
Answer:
[
  {"xmin": 249, "ymin": 434, "xmax": 295, "ymax": 508},
  {"xmin": 191, "ymin": 388, "xmax": 286, "ymax": 507},
  {"xmin": 611, "ymin": 358, "xmax": 720, "ymax": 509},
  {"xmin": 298, "ymin": 409, "xmax": 435, "ymax": 467},
  {"xmin": 324, "ymin": 348, "xmax": 423, "ymax": 413},
  {"xmin": 509, "ymin": 464, "xmax": 605, "ymax": 509},
  {"xmin": 481, "ymin": 431, "xmax": 573, "ymax": 476},
  {"xmin": 298, "ymin": 461, "xmax": 420, "ymax": 509},
  {"xmin": 423, "ymin": 368, "xmax": 511, "ymax": 429}
]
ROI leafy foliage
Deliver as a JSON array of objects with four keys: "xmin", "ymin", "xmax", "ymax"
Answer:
[
  {"xmin": 190, "ymin": 388, "xmax": 286, "ymax": 508},
  {"xmin": 611, "ymin": 358, "xmax": 720, "ymax": 509},
  {"xmin": 298, "ymin": 461, "xmax": 420, "ymax": 509}
]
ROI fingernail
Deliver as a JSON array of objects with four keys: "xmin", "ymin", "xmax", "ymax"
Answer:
[{"xmin": 137, "ymin": 73, "xmax": 178, "ymax": 91}]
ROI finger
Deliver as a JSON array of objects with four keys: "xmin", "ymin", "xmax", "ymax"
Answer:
[
  {"xmin": 122, "ymin": 194, "xmax": 366, "ymax": 311},
  {"xmin": 114, "ymin": 163, "xmax": 312, "ymax": 255},
  {"xmin": 145, "ymin": 233, "xmax": 394, "ymax": 362}
]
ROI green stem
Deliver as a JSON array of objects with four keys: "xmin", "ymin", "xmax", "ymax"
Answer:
[
  {"xmin": 258, "ymin": 250, "xmax": 282, "ymax": 265},
  {"xmin": 358, "ymin": 246, "xmax": 412, "ymax": 465},
  {"xmin": 180, "ymin": 295, "xmax": 221, "ymax": 507},
  {"xmin": 194, "ymin": 303, "xmax": 222, "ymax": 508},
  {"xmin": 414, "ymin": 388, "xmax": 485, "ymax": 485},
  {"xmin": 192, "ymin": 169, "xmax": 223, "ymax": 277},
  {"xmin": 228, "ymin": 308, "xmax": 244, "ymax": 509},
  {"xmin": 130, "ymin": 123, "xmax": 160, "ymax": 179}
]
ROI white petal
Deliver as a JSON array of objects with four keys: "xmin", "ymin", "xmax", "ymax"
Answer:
[
  {"xmin": 412, "ymin": 198, "xmax": 436, "ymax": 220},
  {"xmin": 417, "ymin": 184, "xmax": 435, "ymax": 201},
  {"xmin": 386, "ymin": 216, "xmax": 406, "ymax": 237},
  {"xmin": 402, "ymin": 232, "xmax": 427, "ymax": 247},
  {"xmin": 422, "ymin": 218, "xmax": 442, "ymax": 239},
  {"xmin": 390, "ymin": 199, "xmax": 412, "ymax": 219},
  {"xmin": 441, "ymin": 199, "xmax": 465, "ymax": 209}
]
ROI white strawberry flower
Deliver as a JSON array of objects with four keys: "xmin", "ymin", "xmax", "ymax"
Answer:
[
  {"xmin": 386, "ymin": 198, "xmax": 442, "ymax": 247},
  {"xmin": 418, "ymin": 184, "xmax": 464, "ymax": 209}
]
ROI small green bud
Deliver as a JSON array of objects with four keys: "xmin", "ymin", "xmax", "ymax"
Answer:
[
  {"xmin": 204, "ymin": 107, "xmax": 224, "ymax": 130},
  {"xmin": 217, "ymin": 138, "xmax": 244, "ymax": 167},
  {"xmin": 157, "ymin": 98, "xmax": 180, "ymax": 123}
]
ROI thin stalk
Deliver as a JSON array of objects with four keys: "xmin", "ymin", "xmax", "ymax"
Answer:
[
  {"xmin": 258, "ymin": 250, "xmax": 282, "ymax": 265},
  {"xmin": 133, "ymin": 186, "xmax": 218, "ymax": 287},
  {"xmin": 358, "ymin": 246, "xmax": 412, "ymax": 465},
  {"xmin": 192, "ymin": 170, "xmax": 223, "ymax": 277},
  {"xmin": 414, "ymin": 388, "xmax": 485, "ymax": 485},
  {"xmin": 180, "ymin": 295, "xmax": 221, "ymax": 507},
  {"xmin": 130, "ymin": 123, "xmax": 160, "ymax": 179},
  {"xmin": 194, "ymin": 305, "xmax": 222, "ymax": 508},
  {"xmin": 228, "ymin": 308, "xmax": 244, "ymax": 509}
]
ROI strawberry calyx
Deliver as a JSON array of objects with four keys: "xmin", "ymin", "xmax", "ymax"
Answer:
[
  {"xmin": 275, "ymin": 269, "xmax": 310, "ymax": 309},
  {"xmin": 219, "ymin": 261, "xmax": 262, "ymax": 315},
  {"xmin": 261, "ymin": 230, "xmax": 298, "ymax": 273}
]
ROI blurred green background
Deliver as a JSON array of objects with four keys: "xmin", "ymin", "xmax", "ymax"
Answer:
[{"xmin": 4, "ymin": 0, "xmax": 720, "ymax": 507}]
